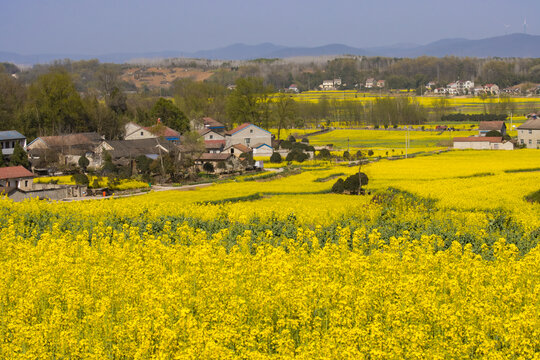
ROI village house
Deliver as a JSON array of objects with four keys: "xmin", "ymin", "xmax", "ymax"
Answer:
[
  {"xmin": 453, "ymin": 136, "xmax": 514, "ymax": 150},
  {"xmin": 191, "ymin": 117, "xmax": 226, "ymax": 134},
  {"xmin": 195, "ymin": 153, "xmax": 239, "ymax": 173},
  {"xmin": 478, "ymin": 121, "xmax": 507, "ymax": 136},
  {"xmin": 95, "ymin": 138, "xmax": 172, "ymax": 167},
  {"xmin": 26, "ymin": 132, "xmax": 103, "ymax": 168},
  {"xmin": 484, "ymin": 84, "xmax": 500, "ymax": 95},
  {"xmin": 425, "ymin": 81, "xmax": 436, "ymax": 90},
  {"xmin": 251, "ymin": 143, "xmax": 274, "ymax": 157},
  {"xmin": 124, "ymin": 120, "xmax": 181, "ymax": 142},
  {"xmin": 0, "ymin": 165, "xmax": 34, "ymax": 191},
  {"xmin": 365, "ymin": 78, "xmax": 375, "ymax": 88},
  {"xmin": 198, "ymin": 128, "xmax": 225, "ymax": 141},
  {"xmin": 222, "ymin": 143, "xmax": 252, "ymax": 158},
  {"xmin": 204, "ymin": 140, "xmax": 225, "ymax": 154},
  {"xmin": 0, "ymin": 130, "xmax": 26, "ymax": 158},
  {"xmin": 288, "ymin": 84, "xmax": 299, "ymax": 93},
  {"xmin": 225, "ymin": 123, "xmax": 272, "ymax": 150},
  {"xmin": 517, "ymin": 116, "xmax": 540, "ymax": 149},
  {"xmin": 376, "ymin": 80, "xmax": 386, "ymax": 88},
  {"xmin": 320, "ymin": 78, "xmax": 341, "ymax": 91}
]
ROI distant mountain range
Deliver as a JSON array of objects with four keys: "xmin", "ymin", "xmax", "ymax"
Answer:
[{"xmin": 2, "ymin": 33, "xmax": 540, "ymax": 65}]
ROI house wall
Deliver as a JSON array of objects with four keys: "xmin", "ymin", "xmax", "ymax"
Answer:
[
  {"xmin": 518, "ymin": 129, "xmax": 540, "ymax": 149},
  {"xmin": 453, "ymin": 141, "xmax": 491, "ymax": 150},
  {"xmin": 226, "ymin": 125, "xmax": 272, "ymax": 148},
  {"xmin": 125, "ymin": 128, "xmax": 156, "ymax": 140},
  {"xmin": 490, "ymin": 142, "xmax": 514, "ymax": 150},
  {"xmin": 202, "ymin": 132, "xmax": 224, "ymax": 141},
  {"xmin": 0, "ymin": 177, "xmax": 34, "ymax": 190},
  {"xmin": 253, "ymin": 146, "xmax": 273, "ymax": 157},
  {"xmin": 2, "ymin": 138, "xmax": 27, "ymax": 156}
]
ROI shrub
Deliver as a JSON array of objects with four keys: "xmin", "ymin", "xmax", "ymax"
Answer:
[
  {"xmin": 78, "ymin": 155, "xmax": 90, "ymax": 171},
  {"xmin": 343, "ymin": 151, "xmax": 350, "ymax": 160},
  {"xmin": 301, "ymin": 138, "xmax": 309, "ymax": 144},
  {"xmin": 203, "ymin": 162, "xmax": 215, "ymax": 173},
  {"xmin": 286, "ymin": 149, "xmax": 308, "ymax": 163},
  {"xmin": 485, "ymin": 130, "xmax": 502, "ymax": 137},
  {"xmin": 288, "ymin": 135, "xmax": 296, "ymax": 143},
  {"xmin": 368, "ymin": 150, "xmax": 374, "ymax": 156},
  {"xmin": 279, "ymin": 140, "xmax": 292, "ymax": 149},
  {"xmin": 270, "ymin": 152, "xmax": 282, "ymax": 163},
  {"xmin": 331, "ymin": 178, "xmax": 345, "ymax": 193},
  {"xmin": 317, "ymin": 149, "xmax": 331, "ymax": 159},
  {"xmin": 71, "ymin": 173, "xmax": 89, "ymax": 186},
  {"xmin": 356, "ymin": 150, "xmax": 364, "ymax": 159}
]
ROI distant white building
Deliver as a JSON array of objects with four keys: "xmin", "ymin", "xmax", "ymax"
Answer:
[
  {"xmin": 365, "ymin": 78, "xmax": 375, "ymax": 88},
  {"xmin": 320, "ymin": 78, "xmax": 341, "ymax": 91}
]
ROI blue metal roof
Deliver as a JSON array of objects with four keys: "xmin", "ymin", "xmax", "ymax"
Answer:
[{"xmin": 0, "ymin": 130, "xmax": 25, "ymax": 141}]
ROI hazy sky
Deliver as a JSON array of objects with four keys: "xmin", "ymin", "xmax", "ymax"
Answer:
[{"xmin": 1, "ymin": 0, "xmax": 538, "ymax": 54}]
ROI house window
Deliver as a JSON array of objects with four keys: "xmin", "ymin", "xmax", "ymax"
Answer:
[
  {"xmin": 250, "ymin": 129, "xmax": 253, "ymax": 133},
  {"xmin": 209, "ymin": 135, "xmax": 213, "ymax": 139},
  {"xmin": 230, "ymin": 148, "xmax": 234, "ymax": 153},
  {"xmin": 25, "ymin": 180, "xmax": 28, "ymax": 187},
  {"xmin": 245, "ymin": 138, "xmax": 250, "ymax": 145},
  {"xmin": 520, "ymin": 139, "xmax": 524, "ymax": 144},
  {"xmin": 529, "ymin": 139, "xmax": 532, "ymax": 145},
  {"xmin": 537, "ymin": 140, "xmax": 540, "ymax": 145},
  {"xmin": 530, "ymin": 130, "xmax": 533, "ymax": 134},
  {"xmin": 140, "ymin": 131, "xmax": 144, "ymax": 136}
]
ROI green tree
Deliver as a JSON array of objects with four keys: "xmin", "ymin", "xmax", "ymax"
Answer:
[
  {"xmin": 273, "ymin": 93, "xmax": 297, "ymax": 140},
  {"xmin": 26, "ymin": 70, "xmax": 87, "ymax": 135},
  {"xmin": 0, "ymin": 73, "xmax": 26, "ymax": 131},
  {"xmin": 0, "ymin": 154, "xmax": 5, "ymax": 167},
  {"xmin": 9, "ymin": 143, "xmax": 30, "ymax": 168},
  {"xmin": 226, "ymin": 77, "xmax": 272, "ymax": 126},
  {"xmin": 150, "ymin": 98, "xmax": 189, "ymax": 133},
  {"xmin": 78, "ymin": 154, "xmax": 90, "ymax": 171}
]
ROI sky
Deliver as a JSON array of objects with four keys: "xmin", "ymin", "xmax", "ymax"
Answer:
[{"xmin": 1, "ymin": 0, "xmax": 539, "ymax": 55}]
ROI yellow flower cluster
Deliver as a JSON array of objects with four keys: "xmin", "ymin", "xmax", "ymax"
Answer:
[
  {"xmin": 0, "ymin": 149, "xmax": 539, "ymax": 358},
  {"xmin": 1, "ymin": 221, "xmax": 539, "ymax": 358}
]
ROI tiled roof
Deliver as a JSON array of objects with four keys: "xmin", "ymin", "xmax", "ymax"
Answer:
[
  {"xmin": 225, "ymin": 143, "xmax": 251, "ymax": 153},
  {"xmin": 199, "ymin": 153, "xmax": 233, "ymax": 161},
  {"xmin": 453, "ymin": 137, "xmax": 503, "ymax": 143},
  {"xmin": 144, "ymin": 125, "xmax": 180, "ymax": 138},
  {"xmin": 204, "ymin": 140, "xmax": 225, "ymax": 149},
  {"xmin": 518, "ymin": 118, "xmax": 540, "ymax": 130},
  {"xmin": 0, "ymin": 130, "xmax": 25, "ymax": 141},
  {"xmin": 478, "ymin": 121, "xmax": 505, "ymax": 131},
  {"xmin": 225, "ymin": 123, "xmax": 251, "ymax": 135},
  {"xmin": 102, "ymin": 138, "xmax": 171, "ymax": 158},
  {"xmin": 0, "ymin": 166, "xmax": 34, "ymax": 180},
  {"xmin": 203, "ymin": 117, "xmax": 225, "ymax": 128},
  {"xmin": 36, "ymin": 133, "xmax": 102, "ymax": 147}
]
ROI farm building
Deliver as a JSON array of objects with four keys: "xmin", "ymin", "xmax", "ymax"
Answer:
[
  {"xmin": 225, "ymin": 123, "xmax": 272, "ymax": 150},
  {"xmin": 453, "ymin": 137, "xmax": 513, "ymax": 150}
]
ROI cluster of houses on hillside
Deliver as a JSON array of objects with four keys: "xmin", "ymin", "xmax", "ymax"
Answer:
[
  {"xmin": 429, "ymin": 81, "xmax": 500, "ymax": 96},
  {"xmin": 453, "ymin": 115, "xmax": 540, "ymax": 150},
  {"xmin": 0, "ymin": 118, "xmax": 275, "ymax": 201}
]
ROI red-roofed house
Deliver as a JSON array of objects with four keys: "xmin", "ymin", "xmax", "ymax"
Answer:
[
  {"xmin": 225, "ymin": 123, "xmax": 272, "ymax": 150},
  {"xmin": 453, "ymin": 136, "xmax": 513, "ymax": 150},
  {"xmin": 0, "ymin": 166, "xmax": 34, "ymax": 191},
  {"xmin": 484, "ymin": 84, "xmax": 500, "ymax": 95}
]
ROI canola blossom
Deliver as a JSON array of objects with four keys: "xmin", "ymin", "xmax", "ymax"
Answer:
[{"xmin": 0, "ymin": 150, "xmax": 539, "ymax": 358}]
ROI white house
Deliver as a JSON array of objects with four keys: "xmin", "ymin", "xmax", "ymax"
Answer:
[
  {"xmin": 453, "ymin": 136, "xmax": 513, "ymax": 150},
  {"xmin": 321, "ymin": 79, "xmax": 341, "ymax": 91},
  {"xmin": 251, "ymin": 143, "xmax": 274, "ymax": 157},
  {"xmin": 365, "ymin": 78, "xmax": 375, "ymax": 88},
  {"xmin": 225, "ymin": 123, "xmax": 272, "ymax": 149},
  {"xmin": 517, "ymin": 116, "xmax": 540, "ymax": 149},
  {"xmin": 124, "ymin": 121, "xmax": 181, "ymax": 142},
  {"xmin": 0, "ymin": 130, "xmax": 26, "ymax": 157}
]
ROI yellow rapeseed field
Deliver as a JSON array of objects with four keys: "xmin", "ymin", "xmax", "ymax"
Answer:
[{"xmin": 1, "ymin": 150, "xmax": 539, "ymax": 358}]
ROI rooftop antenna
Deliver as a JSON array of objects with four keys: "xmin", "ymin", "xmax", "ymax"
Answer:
[
  {"xmin": 524, "ymin": 18, "xmax": 527, "ymax": 34},
  {"xmin": 504, "ymin": 24, "xmax": 510, "ymax": 35}
]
